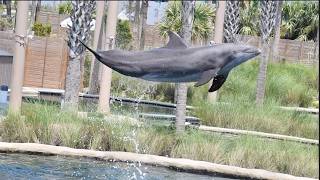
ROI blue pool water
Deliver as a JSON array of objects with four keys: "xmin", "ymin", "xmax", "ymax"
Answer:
[{"xmin": 0, "ymin": 153, "xmax": 235, "ymax": 180}]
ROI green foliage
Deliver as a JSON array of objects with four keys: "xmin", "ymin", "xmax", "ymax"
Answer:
[
  {"xmin": 0, "ymin": 102, "xmax": 318, "ymax": 178},
  {"xmin": 115, "ymin": 20, "xmax": 133, "ymax": 50},
  {"xmin": 239, "ymin": 1, "xmax": 319, "ymax": 40},
  {"xmin": 58, "ymin": 2, "xmax": 72, "ymax": 15},
  {"xmin": 159, "ymin": 1, "xmax": 215, "ymax": 41},
  {"xmin": 239, "ymin": 1, "xmax": 260, "ymax": 36},
  {"xmin": 281, "ymin": 1, "xmax": 319, "ymax": 41},
  {"xmin": 0, "ymin": 17, "xmax": 12, "ymax": 31},
  {"xmin": 0, "ymin": 4, "xmax": 4, "ymax": 14},
  {"xmin": 32, "ymin": 22, "xmax": 52, "ymax": 37},
  {"xmin": 220, "ymin": 61, "xmax": 317, "ymax": 107}
]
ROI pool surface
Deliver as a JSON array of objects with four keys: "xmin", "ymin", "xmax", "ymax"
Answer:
[{"xmin": 0, "ymin": 153, "xmax": 235, "ymax": 180}]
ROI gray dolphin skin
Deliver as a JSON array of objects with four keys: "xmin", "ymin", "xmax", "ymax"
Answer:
[{"xmin": 81, "ymin": 31, "xmax": 260, "ymax": 92}]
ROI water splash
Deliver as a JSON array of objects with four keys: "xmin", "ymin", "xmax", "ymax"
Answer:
[{"xmin": 123, "ymin": 129, "xmax": 147, "ymax": 179}]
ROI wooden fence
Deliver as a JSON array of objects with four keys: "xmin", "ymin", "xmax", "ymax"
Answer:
[
  {"xmin": 23, "ymin": 36, "xmax": 68, "ymax": 89},
  {"xmin": 35, "ymin": 11, "xmax": 68, "ymax": 35},
  {"xmin": 0, "ymin": 31, "xmax": 15, "ymax": 54},
  {"xmin": 238, "ymin": 35, "xmax": 318, "ymax": 66},
  {"xmin": 0, "ymin": 31, "xmax": 68, "ymax": 89}
]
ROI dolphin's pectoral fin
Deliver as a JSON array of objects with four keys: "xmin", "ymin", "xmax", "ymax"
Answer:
[
  {"xmin": 208, "ymin": 72, "xmax": 229, "ymax": 92},
  {"xmin": 164, "ymin": 31, "xmax": 189, "ymax": 49},
  {"xmin": 194, "ymin": 69, "xmax": 219, "ymax": 87}
]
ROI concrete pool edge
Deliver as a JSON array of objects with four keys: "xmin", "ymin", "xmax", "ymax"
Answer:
[{"xmin": 0, "ymin": 142, "xmax": 315, "ymax": 180}]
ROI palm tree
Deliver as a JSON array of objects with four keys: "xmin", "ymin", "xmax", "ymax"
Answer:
[
  {"xmin": 63, "ymin": 1, "xmax": 95, "ymax": 110},
  {"xmin": 35, "ymin": 0, "xmax": 41, "ymax": 22},
  {"xmin": 223, "ymin": 0, "xmax": 240, "ymax": 43},
  {"xmin": 255, "ymin": 1, "xmax": 277, "ymax": 105},
  {"xmin": 133, "ymin": 0, "xmax": 141, "ymax": 49},
  {"xmin": 139, "ymin": 0, "xmax": 148, "ymax": 50},
  {"xmin": 175, "ymin": 1, "xmax": 195, "ymax": 133},
  {"xmin": 4, "ymin": 0, "xmax": 11, "ymax": 17},
  {"xmin": 159, "ymin": 1, "xmax": 213, "ymax": 103},
  {"xmin": 159, "ymin": 1, "xmax": 214, "ymax": 43},
  {"xmin": 270, "ymin": 1, "xmax": 283, "ymax": 62}
]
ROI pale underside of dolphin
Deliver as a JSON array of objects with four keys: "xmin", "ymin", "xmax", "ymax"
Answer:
[{"xmin": 80, "ymin": 31, "xmax": 260, "ymax": 92}]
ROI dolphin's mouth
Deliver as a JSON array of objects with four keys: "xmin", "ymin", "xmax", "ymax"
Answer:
[
  {"xmin": 244, "ymin": 49, "xmax": 261, "ymax": 55},
  {"xmin": 244, "ymin": 48, "xmax": 261, "ymax": 56}
]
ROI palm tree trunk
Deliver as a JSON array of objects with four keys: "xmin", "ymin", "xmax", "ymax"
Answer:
[
  {"xmin": 64, "ymin": 55, "xmax": 82, "ymax": 109},
  {"xmin": 223, "ymin": 1, "xmax": 240, "ymax": 43},
  {"xmin": 255, "ymin": 1, "xmax": 277, "ymax": 106},
  {"xmin": 271, "ymin": 1, "xmax": 283, "ymax": 62},
  {"xmin": 128, "ymin": 1, "xmax": 133, "ymax": 21},
  {"xmin": 133, "ymin": 0, "xmax": 141, "ymax": 49},
  {"xmin": 139, "ymin": 0, "xmax": 148, "ymax": 50},
  {"xmin": 88, "ymin": 1, "xmax": 105, "ymax": 94},
  {"xmin": 63, "ymin": 1, "xmax": 95, "ymax": 110},
  {"xmin": 4, "ymin": 0, "xmax": 11, "ymax": 17},
  {"xmin": 315, "ymin": 28, "xmax": 319, "ymax": 93},
  {"xmin": 30, "ymin": 1, "xmax": 37, "ymax": 30},
  {"xmin": 175, "ymin": 1, "xmax": 195, "ymax": 133},
  {"xmin": 35, "ymin": 0, "xmax": 41, "ymax": 22},
  {"xmin": 255, "ymin": 42, "xmax": 269, "ymax": 105}
]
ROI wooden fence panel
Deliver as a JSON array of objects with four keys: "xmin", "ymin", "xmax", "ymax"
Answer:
[
  {"xmin": 23, "ymin": 37, "xmax": 68, "ymax": 89},
  {"xmin": 23, "ymin": 37, "xmax": 46, "ymax": 87}
]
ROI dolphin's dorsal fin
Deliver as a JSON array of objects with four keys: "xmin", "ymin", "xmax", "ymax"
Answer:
[{"xmin": 164, "ymin": 31, "xmax": 188, "ymax": 49}]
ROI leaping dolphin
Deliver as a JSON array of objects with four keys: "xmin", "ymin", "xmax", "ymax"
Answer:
[{"xmin": 81, "ymin": 31, "xmax": 260, "ymax": 92}]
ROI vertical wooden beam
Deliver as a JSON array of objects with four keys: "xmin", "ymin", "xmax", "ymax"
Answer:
[
  {"xmin": 98, "ymin": 1, "xmax": 118, "ymax": 114},
  {"xmin": 9, "ymin": 1, "xmax": 29, "ymax": 112},
  {"xmin": 88, "ymin": 0, "xmax": 105, "ymax": 94},
  {"xmin": 208, "ymin": 1, "xmax": 226, "ymax": 102}
]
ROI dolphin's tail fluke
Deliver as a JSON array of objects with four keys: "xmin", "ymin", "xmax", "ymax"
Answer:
[{"xmin": 79, "ymin": 39, "xmax": 102, "ymax": 60}]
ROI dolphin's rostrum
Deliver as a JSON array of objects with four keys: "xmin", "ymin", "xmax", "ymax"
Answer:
[{"xmin": 81, "ymin": 31, "xmax": 260, "ymax": 92}]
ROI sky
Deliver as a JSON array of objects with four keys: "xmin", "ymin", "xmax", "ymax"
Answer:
[{"xmin": 41, "ymin": 1, "xmax": 169, "ymax": 25}]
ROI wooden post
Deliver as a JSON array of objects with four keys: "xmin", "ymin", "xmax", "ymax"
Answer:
[
  {"xmin": 98, "ymin": 1, "xmax": 118, "ymax": 114},
  {"xmin": 9, "ymin": 1, "xmax": 29, "ymax": 112},
  {"xmin": 208, "ymin": 1, "xmax": 226, "ymax": 102},
  {"xmin": 298, "ymin": 41, "xmax": 303, "ymax": 63},
  {"xmin": 88, "ymin": 0, "xmax": 105, "ymax": 94}
]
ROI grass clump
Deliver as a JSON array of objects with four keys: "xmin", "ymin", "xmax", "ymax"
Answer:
[
  {"xmin": 1, "ymin": 103, "xmax": 136, "ymax": 152},
  {"xmin": 194, "ymin": 101, "xmax": 318, "ymax": 139},
  {"xmin": 214, "ymin": 61, "xmax": 317, "ymax": 107},
  {"xmin": 0, "ymin": 103, "xmax": 318, "ymax": 178}
]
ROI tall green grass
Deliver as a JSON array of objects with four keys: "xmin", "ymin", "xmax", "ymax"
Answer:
[
  {"xmin": 191, "ymin": 61, "xmax": 319, "ymax": 139},
  {"xmin": 0, "ymin": 103, "xmax": 318, "ymax": 178},
  {"xmin": 191, "ymin": 61, "xmax": 318, "ymax": 107},
  {"xmin": 194, "ymin": 101, "xmax": 319, "ymax": 139}
]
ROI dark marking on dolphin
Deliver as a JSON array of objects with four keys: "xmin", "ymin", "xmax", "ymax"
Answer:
[{"xmin": 80, "ymin": 31, "xmax": 261, "ymax": 92}]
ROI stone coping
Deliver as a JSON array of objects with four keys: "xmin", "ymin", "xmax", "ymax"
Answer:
[{"xmin": 0, "ymin": 142, "xmax": 315, "ymax": 180}]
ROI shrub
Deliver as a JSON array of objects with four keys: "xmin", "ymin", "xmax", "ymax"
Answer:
[
  {"xmin": 32, "ymin": 22, "xmax": 51, "ymax": 37},
  {"xmin": 0, "ymin": 17, "xmax": 13, "ymax": 31},
  {"xmin": 115, "ymin": 20, "xmax": 133, "ymax": 50},
  {"xmin": 58, "ymin": 2, "xmax": 72, "ymax": 15}
]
